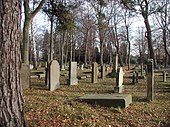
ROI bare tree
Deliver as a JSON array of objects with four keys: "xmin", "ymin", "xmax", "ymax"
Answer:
[
  {"xmin": 22, "ymin": 0, "xmax": 46, "ymax": 64},
  {"xmin": 155, "ymin": 0, "xmax": 170, "ymax": 67}
]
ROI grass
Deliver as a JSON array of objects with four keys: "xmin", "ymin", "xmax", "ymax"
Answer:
[{"xmin": 24, "ymin": 69, "xmax": 170, "ymax": 127}]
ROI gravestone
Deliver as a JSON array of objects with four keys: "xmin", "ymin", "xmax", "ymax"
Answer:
[
  {"xmin": 163, "ymin": 71, "xmax": 166, "ymax": 82},
  {"xmin": 92, "ymin": 62, "xmax": 98, "ymax": 83},
  {"xmin": 45, "ymin": 62, "xmax": 49, "ymax": 87},
  {"xmin": 141, "ymin": 63, "xmax": 144, "ymax": 76},
  {"xmin": 68, "ymin": 62, "xmax": 78, "ymax": 85},
  {"xmin": 48, "ymin": 60, "xmax": 60, "ymax": 91},
  {"xmin": 135, "ymin": 71, "xmax": 139, "ymax": 83},
  {"xmin": 30, "ymin": 64, "xmax": 33, "ymax": 70},
  {"xmin": 132, "ymin": 72, "xmax": 136, "ymax": 85},
  {"xmin": 114, "ymin": 67, "xmax": 124, "ymax": 93},
  {"xmin": 101, "ymin": 64, "xmax": 105, "ymax": 80},
  {"xmin": 80, "ymin": 64, "xmax": 84, "ymax": 71},
  {"xmin": 147, "ymin": 59, "xmax": 154, "ymax": 101},
  {"xmin": 112, "ymin": 54, "xmax": 118, "ymax": 76},
  {"xmin": 21, "ymin": 63, "xmax": 30, "ymax": 89}
]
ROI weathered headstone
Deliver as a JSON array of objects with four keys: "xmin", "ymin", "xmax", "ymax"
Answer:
[
  {"xmin": 30, "ymin": 64, "xmax": 33, "ymax": 70},
  {"xmin": 48, "ymin": 60, "xmax": 60, "ymax": 91},
  {"xmin": 92, "ymin": 62, "xmax": 98, "ymax": 83},
  {"xmin": 80, "ymin": 64, "xmax": 84, "ymax": 71},
  {"xmin": 132, "ymin": 72, "xmax": 136, "ymax": 85},
  {"xmin": 112, "ymin": 54, "xmax": 118, "ymax": 76},
  {"xmin": 135, "ymin": 71, "xmax": 139, "ymax": 83},
  {"xmin": 147, "ymin": 59, "xmax": 154, "ymax": 101},
  {"xmin": 21, "ymin": 63, "xmax": 30, "ymax": 89},
  {"xmin": 68, "ymin": 62, "xmax": 78, "ymax": 85},
  {"xmin": 45, "ymin": 62, "xmax": 49, "ymax": 87},
  {"xmin": 163, "ymin": 71, "xmax": 166, "ymax": 82},
  {"xmin": 101, "ymin": 64, "xmax": 105, "ymax": 80},
  {"xmin": 114, "ymin": 67, "xmax": 124, "ymax": 93},
  {"xmin": 141, "ymin": 63, "xmax": 144, "ymax": 76}
]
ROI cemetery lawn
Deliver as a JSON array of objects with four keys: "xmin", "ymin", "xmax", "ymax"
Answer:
[{"xmin": 24, "ymin": 69, "xmax": 170, "ymax": 127}]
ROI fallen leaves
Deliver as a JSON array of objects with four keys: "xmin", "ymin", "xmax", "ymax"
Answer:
[{"xmin": 24, "ymin": 70, "xmax": 170, "ymax": 127}]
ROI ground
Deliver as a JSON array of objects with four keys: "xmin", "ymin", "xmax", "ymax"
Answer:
[{"xmin": 24, "ymin": 68, "xmax": 170, "ymax": 127}]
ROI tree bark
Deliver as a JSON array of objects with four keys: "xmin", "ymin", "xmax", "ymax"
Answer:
[{"xmin": 0, "ymin": 0, "xmax": 25, "ymax": 126}]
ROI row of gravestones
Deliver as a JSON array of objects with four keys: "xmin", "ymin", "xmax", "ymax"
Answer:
[{"xmin": 21, "ymin": 60, "xmax": 113, "ymax": 91}]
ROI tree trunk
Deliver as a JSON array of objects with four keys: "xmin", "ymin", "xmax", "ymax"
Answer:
[
  {"xmin": 84, "ymin": 31, "xmax": 88, "ymax": 66},
  {"xmin": 22, "ymin": 0, "xmax": 45, "ymax": 64},
  {"xmin": 31, "ymin": 20, "xmax": 38, "ymax": 69},
  {"xmin": 0, "ymin": 0, "xmax": 26, "ymax": 126},
  {"xmin": 22, "ymin": 18, "xmax": 31, "ymax": 64},
  {"xmin": 49, "ymin": 18, "xmax": 54, "ymax": 61},
  {"xmin": 141, "ymin": 0, "xmax": 157, "ymax": 67},
  {"xmin": 126, "ymin": 26, "xmax": 131, "ymax": 70},
  {"xmin": 61, "ymin": 32, "xmax": 66, "ymax": 69},
  {"xmin": 144, "ymin": 18, "xmax": 157, "ymax": 67}
]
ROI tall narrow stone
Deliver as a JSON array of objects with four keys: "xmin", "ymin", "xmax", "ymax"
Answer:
[
  {"xmin": 141, "ymin": 63, "xmax": 144, "ymax": 76},
  {"xmin": 21, "ymin": 63, "xmax": 30, "ymax": 89},
  {"xmin": 68, "ymin": 62, "xmax": 78, "ymax": 85},
  {"xmin": 48, "ymin": 60, "xmax": 60, "ymax": 91},
  {"xmin": 147, "ymin": 59, "xmax": 154, "ymax": 101},
  {"xmin": 163, "ymin": 71, "xmax": 167, "ymax": 82},
  {"xmin": 101, "ymin": 64, "xmax": 105, "ymax": 80},
  {"xmin": 114, "ymin": 67, "xmax": 124, "ymax": 93},
  {"xmin": 92, "ymin": 62, "xmax": 98, "ymax": 83}
]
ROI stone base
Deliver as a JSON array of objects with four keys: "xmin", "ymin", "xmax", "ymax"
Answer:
[
  {"xmin": 49, "ymin": 83, "xmax": 60, "ymax": 91},
  {"xmin": 67, "ymin": 78, "xmax": 78, "ymax": 85},
  {"xmin": 114, "ymin": 85, "xmax": 124, "ymax": 93},
  {"xmin": 21, "ymin": 64, "xmax": 30, "ymax": 89},
  {"xmin": 79, "ymin": 94, "xmax": 132, "ymax": 108}
]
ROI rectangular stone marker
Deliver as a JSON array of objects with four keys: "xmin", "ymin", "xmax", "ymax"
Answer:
[
  {"xmin": 21, "ymin": 63, "xmax": 30, "ymax": 89},
  {"xmin": 147, "ymin": 59, "xmax": 154, "ymax": 101},
  {"xmin": 141, "ymin": 63, "xmax": 144, "ymax": 76},
  {"xmin": 135, "ymin": 71, "xmax": 139, "ymax": 83},
  {"xmin": 79, "ymin": 94, "xmax": 132, "ymax": 108},
  {"xmin": 68, "ymin": 62, "xmax": 78, "ymax": 85},
  {"xmin": 132, "ymin": 72, "xmax": 136, "ymax": 85},
  {"xmin": 114, "ymin": 67, "xmax": 124, "ymax": 93},
  {"xmin": 101, "ymin": 64, "xmax": 105, "ymax": 80},
  {"xmin": 49, "ymin": 60, "xmax": 60, "ymax": 91},
  {"xmin": 92, "ymin": 62, "xmax": 98, "ymax": 83},
  {"xmin": 163, "ymin": 71, "xmax": 166, "ymax": 82}
]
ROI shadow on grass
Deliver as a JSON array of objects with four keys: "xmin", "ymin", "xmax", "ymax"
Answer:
[
  {"xmin": 132, "ymin": 96, "xmax": 148, "ymax": 102},
  {"xmin": 30, "ymin": 83, "xmax": 48, "ymax": 90}
]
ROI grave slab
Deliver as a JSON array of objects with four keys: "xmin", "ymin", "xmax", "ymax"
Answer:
[{"xmin": 79, "ymin": 94, "xmax": 132, "ymax": 108}]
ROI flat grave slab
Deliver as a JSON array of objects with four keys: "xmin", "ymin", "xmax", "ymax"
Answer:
[{"xmin": 79, "ymin": 94, "xmax": 132, "ymax": 108}]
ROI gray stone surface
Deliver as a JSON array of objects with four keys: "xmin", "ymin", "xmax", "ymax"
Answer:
[
  {"xmin": 92, "ymin": 62, "xmax": 98, "ymax": 83},
  {"xmin": 101, "ymin": 65, "xmax": 105, "ymax": 80},
  {"xmin": 21, "ymin": 63, "xmax": 30, "ymax": 89},
  {"xmin": 49, "ymin": 60, "xmax": 60, "ymax": 91},
  {"xmin": 114, "ymin": 67, "xmax": 124, "ymax": 93},
  {"xmin": 163, "ymin": 71, "xmax": 166, "ymax": 82},
  {"xmin": 147, "ymin": 59, "xmax": 154, "ymax": 101},
  {"xmin": 68, "ymin": 62, "xmax": 78, "ymax": 85},
  {"xmin": 79, "ymin": 94, "xmax": 132, "ymax": 108}
]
